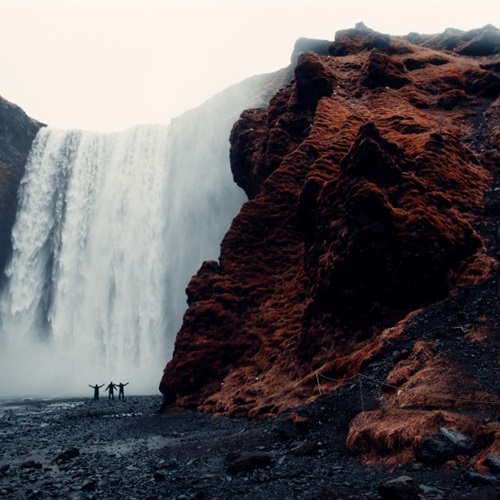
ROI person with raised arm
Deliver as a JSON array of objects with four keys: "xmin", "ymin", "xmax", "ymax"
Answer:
[
  {"xmin": 105, "ymin": 381, "xmax": 118, "ymax": 400},
  {"xmin": 89, "ymin": 383, "xmax": 104, "ymax": 401},
  {"xmin": 117, "ymin": 382, "xmax": 129, "ymax": 400}
]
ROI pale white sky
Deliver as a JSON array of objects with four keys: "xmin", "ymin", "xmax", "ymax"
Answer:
[{"xmin": 0, "ymin": 1, "xmax": 497, "ymax": 132}]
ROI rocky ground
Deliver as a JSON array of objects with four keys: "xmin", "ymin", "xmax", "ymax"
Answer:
[
  {"xmin": 0, "ymin": 394, "xmax": 499, "ymax": 499},
  {"xmin": 158, "ymin": 23, "xmax": 500, "ymax": 481},
  {"xmin": 160, "ymin": 22, "xmax": 500, "ymax": 426},
  {"xmin": 1, "ymin": 22, "xmax": 500, "ymax": 500}
]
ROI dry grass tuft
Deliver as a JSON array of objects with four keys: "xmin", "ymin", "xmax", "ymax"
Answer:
[
  {"xmin": 347, "ymin": 409, "xmax": 468, "ymax": 464},
  {"xmin": 381, "ymin": 341, "xmax": 500, "ymax": 412},
  {"xmin": 347, "ymin": 409, "xmax": 498, "ymax": 466}
]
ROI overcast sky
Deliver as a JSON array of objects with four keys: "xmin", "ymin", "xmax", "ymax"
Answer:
[{"xmin": 0, "ymin": 1, "xmax": 497, "ymax": 132}]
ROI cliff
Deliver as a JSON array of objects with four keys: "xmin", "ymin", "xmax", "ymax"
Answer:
[
  {"xmin": 160, "ymin": 24, "xmax": 500, "ymax": 469},
  {"xmin": 0, "ymin": 97, "xmax": 44, "ymax": 273}
]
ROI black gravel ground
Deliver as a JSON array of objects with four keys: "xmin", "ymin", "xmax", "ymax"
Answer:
[{"xmin": 1, "ymin": 392, "xmax": 499, "ymax": 499}]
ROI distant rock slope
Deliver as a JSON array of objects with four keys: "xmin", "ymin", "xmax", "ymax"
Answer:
[
  {"xmin": 161, "ymin": 24, "xmax": 500, "ymax": 468},
  {"xmin": 0, "ymin": 97, "xmax": 44, "ymax": 272}
]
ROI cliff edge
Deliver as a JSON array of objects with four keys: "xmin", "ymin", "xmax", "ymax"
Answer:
[
  {"xmin": 0, "ymin": 97, "xmax": 44, "ymax": 273},
  {"xmin": 161, "ymin": 24, "xmax": 500, "ymax": 470}
]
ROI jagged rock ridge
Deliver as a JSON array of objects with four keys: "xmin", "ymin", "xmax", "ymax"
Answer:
[{"xmin": 160, "ymin": 24, "xmax": 500, "ymax": 468}]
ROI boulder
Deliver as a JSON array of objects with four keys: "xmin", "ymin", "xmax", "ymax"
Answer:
[
  {"xmin": 417, "ymin": 428, "xmax": 472, "ymax": 464},
  {"xmin": 378, "ymin": 475, "xmax": 420, "ymax": 500},
  {"xmin": 484, "ymin": 454, "xmax": 500, "ymax": 473},
  {"xmin": 20, "ymin": 460, "xmax": 42, "ymax": 470},
  {"xmin": 56, "ymin": 447, "xmax": 80, "ymax": 462},
  {"xmin": 226, "ymin": 452, "xmax": 272, "ymax": 475}
]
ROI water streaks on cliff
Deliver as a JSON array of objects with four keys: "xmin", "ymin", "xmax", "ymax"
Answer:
[{"xmin": 0, "ymin": 70, "xmax": 286, "ymax": 397}]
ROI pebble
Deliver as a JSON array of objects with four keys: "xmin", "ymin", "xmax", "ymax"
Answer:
[{"xmin": 1, "ymin": 395, "xmax": 498, "ymax": 499}]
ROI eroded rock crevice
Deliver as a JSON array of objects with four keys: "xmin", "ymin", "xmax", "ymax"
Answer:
[{"xmin": 161, "ymin": 23, "xmax": 500, "ymax": 467}]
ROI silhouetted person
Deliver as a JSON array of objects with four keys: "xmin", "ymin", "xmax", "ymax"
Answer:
[
  {"xmin": 105, "ymin": 382, "xmax": 118, "ymax": 400},
  {"xmin": 89, "ymin": 384, "xmax": 104, "ymax": 401},
  {"xmin": 117, "ymin": 382, "xmax": 129, "ymax": 400}
]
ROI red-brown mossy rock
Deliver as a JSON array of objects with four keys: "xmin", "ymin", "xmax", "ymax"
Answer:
[
  {"xmin": 436, "ymin": 89, "xmax": 472, "ymax": 110},
  {"xmin": 380, "ymin": 340, "xmax": 500, "ymax": 413},
  {"xmin": 162, "ymin": 260, "xmax": 261, "ymax": 406},
  {"xmin": 229, "ymin": 108, "xmax": 268, "ymax": 199},
  {"xmin": 294, "ymin": 52, "xmax": 334, "ymax": 107},
  {"xmin": 330, "ymin": 23, "xmax": 411, "ymax": 57},
  {"xmin": 463, "ymin": 68, "xmax": 500, "ymax": 98},
  {"xmin": 298, "ymin": 124, "xmax": 486, "ymax": 364},
  {"xmin": 417, "ymin": 65, "xmax": 500, "ymax": 100},
  {"xmin": 347, "ymin": 409, "xmax": 497, "ymax": 466},
  {"xmin": 352, "ymin": 326, "xmax": 500, "ymax": 465},
  {"xmin": 229, "ymin": 78, "xmax": 315, "ymax": 199},
  {"xmin": 403, "ymin": 55, "xmax": 449, "ymax": 71},
  {"xmin": 361, "ymin": 50, "xmax": 412, "ymax": 89},
  {"xmin": 481, "ymin": 59, "xmax": 500, "ymax": 74},
  {"xmin": 160, "ymin": 24, "xmax": 499, "ymax": 421}
]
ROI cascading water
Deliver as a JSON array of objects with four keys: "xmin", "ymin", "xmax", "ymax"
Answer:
[
  {"xmin": 0, "ymin": 126, "xmax": 171, "ymax": 396},
  {"xmin": 0, "ymin": 70, "xmax": 287, "ymax": 398}
]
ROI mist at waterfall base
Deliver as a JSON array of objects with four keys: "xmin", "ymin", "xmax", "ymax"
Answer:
[{"xmin": 0, "ymin": 71, "xmax": 285, "ymax": 398}]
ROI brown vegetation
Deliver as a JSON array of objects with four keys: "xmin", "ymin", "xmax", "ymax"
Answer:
[{"xmin": 160, "ymin": 23, "xmax": 500, "ymax": 468}]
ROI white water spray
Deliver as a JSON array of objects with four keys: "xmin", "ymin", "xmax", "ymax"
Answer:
[{"xmin": 0, "ymin": 70, "xmax": 287, "ymax": 398}]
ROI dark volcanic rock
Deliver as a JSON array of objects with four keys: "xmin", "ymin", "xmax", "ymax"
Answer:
[
  {"xmin": 2, "ymin": 389, "xmax": 500, "ymax": 500},
  {"xmin": 226, "ymin": 451, "xmax": 273, "ymax": 475},
  {"xmin": 81, "ymin": 479, "xmax": 97, "ymax": 491},
  {"xmin": 378, "ymin": 475, "xmax": 419, "ymax": 500},
  {"xmin": 464, "ymin": 470, "xmax": 499, "ymax": 485},
  {"xmin": 412, "ymin": 25, "xmax": 500, "ymax": 55},
  {"xmin": 330, "ymin": 22, "xmax": 393, "ymax": 56},
  {"xmin": 161, "ymin": 22, "xmax": 500, "ymax": 472},
  {"xmin": 274, "ymin": 412, "xmax": 310, "ymax": 441},
  {"xmin": 456, "ymin": 25, "xmax": 500, "ymax": 56},
  {"xmin": 289, "ymin": 440, "xmax": 318, "ymax": 456},
  {"xmin": 20, "ymin": 460, "xmax": 42, "ymax": 470},
  {"xmin": 484, "ymin": 454, "xmax": 500, "ymax": 473},
  {"xmin": 291, "ymin": 37, "xmax": 331, "ymax": 66},
  {"xmin": 55, "ymin": 447, "xmax": 80, "ymax": 462},
  {"xmin": 417, "ymin": 428, "xmax": 473, "ymax": 465}
]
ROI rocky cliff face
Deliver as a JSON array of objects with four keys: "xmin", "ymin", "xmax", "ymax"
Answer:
[
  {"xmin": 160, "ymin": 24, "xmax": 500, "ymax": 468},
  {"xmin": 0, "ymin": 97, "xmax": 44, "ymax": 272}
]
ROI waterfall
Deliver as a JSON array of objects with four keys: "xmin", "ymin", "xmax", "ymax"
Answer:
[{"xmin": 0, "ymin": 70, "xmax": 287, "ymax": 397}]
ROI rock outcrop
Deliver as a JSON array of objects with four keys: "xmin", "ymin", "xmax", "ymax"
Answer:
[
  {"xmin": 0, "ymin": 97, "xmax": 44, "ymax": 272},
  {"xmin": 160, "ymin": 24, "xmax": 500, "ymax": 468}
]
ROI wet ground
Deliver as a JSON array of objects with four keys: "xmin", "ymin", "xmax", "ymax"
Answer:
[{"xmin": 1, "ymin": 393, "xmax": 499, "ymax": 499}]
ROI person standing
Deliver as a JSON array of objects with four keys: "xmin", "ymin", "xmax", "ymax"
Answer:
[
  {"xmin": 117, "ymin": 382, "xmax": 129, "ymax": 400},
  {"xmin": 89, "ymin": 384, "xmax": 104, "ymax": 401},
  {"xmin": 105, "ymin": 382, "xmax": 118, "ymax": 400}
]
